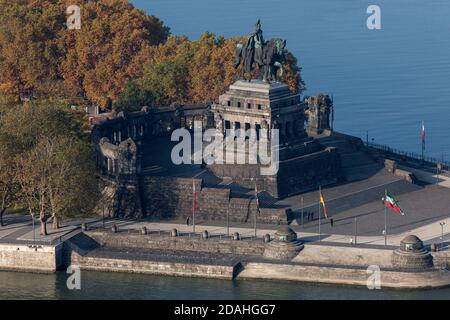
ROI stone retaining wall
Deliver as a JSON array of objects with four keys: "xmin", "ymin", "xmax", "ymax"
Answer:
[
  {"xmin": 87, "ymin": 231, "xmax": 266, "ymax": 257},
  {"xmin": 292, "ymin": 244, "xmax": 394, "ymax": 268},
  {"xmin": 0, "ymin": 243, "xmax": 63, "ymax": 273},
  {"xmin": 239, "ymin": 262, "xmax": 450, "ymax": 289},
  {"xmin": 432, "ymin": 251, "xmax": 450, "ymax": 269},
  {"xmin": 69, "ymin": 251, "xmax": 237, "ymax": 280},
  {"xmin": 142, "ymin": 176, "xmax": 287, "ymax": 223}
]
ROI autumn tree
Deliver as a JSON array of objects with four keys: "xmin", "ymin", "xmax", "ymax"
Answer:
[
  {"xmin": 60, "ymin": 0, "xmax": 170, "ymax": 108},
  {"xmin": 0, "ymin": 0, "xmax": 66, "ymax": 101},
  {"xmin": 17, "ymin": 135, "xmax": 99, "ymax": 234},
  {"xmin": 115, "ymin": 32, "xmax": 305, "ymax": 111},
  {"xmin": 0, "ymin": 0, "xmax": 169, "ymax": 106}
]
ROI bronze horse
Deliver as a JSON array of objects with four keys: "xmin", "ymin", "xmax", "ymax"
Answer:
[{"xmin": 235, "ymin": 38, "xmax": 286, "ymax": 82}]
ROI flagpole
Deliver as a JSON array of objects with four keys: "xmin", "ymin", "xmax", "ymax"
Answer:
[
  {"xmin": 421, "ymin": 121, "xmax": 425, "ymax": 164},
  {"xmin": 301, "ymin": 197, "xmax": 304, "ymax": 228},
  {"xmin": 254, "ymin": 180, "xmax": 258, "ymax": 238},
  {"xmin": 192, "ymin": 180, "xmax": 196, "ymax": 234},
  {"xmin": 318, "ymin": 186, "xmax": 321, "ymax": 242},
  {"xmin": 384, "ymin": 189, "xmax": 387, "ymax": 246}
]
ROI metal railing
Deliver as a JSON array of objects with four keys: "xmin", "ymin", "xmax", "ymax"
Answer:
[{"xmin": 365, "ymin": 141, "xmax": 450, "ymax": 172}]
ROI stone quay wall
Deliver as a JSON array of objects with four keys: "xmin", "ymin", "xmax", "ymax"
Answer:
[
  {"xmin": 293, "ymin": 244, "xmax": 394, "ymax": 268},
  {"xmin": 142, "ymin": 176, "xmax": 288, "ymax": 224},
  {"xmin": 86, "ymin": 231, "xmax": 266, "ymax": 257},
  {"xmin": 0, "ymin": 243, "xmax": 63, "ymax": 273},
  {"xmin": 69, "ymin": 251, "xmax": 237, "ymax": 280},
  {"xmin": 239, "ymin": 262, "xmax": 450, "ymax": 289},
  {"xmin": 432, "ymin": 251, "xmax": 450, "ymax": 269}
]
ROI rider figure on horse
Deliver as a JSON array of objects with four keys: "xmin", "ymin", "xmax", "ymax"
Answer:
[{"xmin": 246, "ymin": 19, "xmax": 265, "ymax": 66}]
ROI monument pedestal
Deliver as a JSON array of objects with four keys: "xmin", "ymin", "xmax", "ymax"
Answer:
[{"xmin": 207, "ymin": 80, "xmax": 341, "ymax": 199}]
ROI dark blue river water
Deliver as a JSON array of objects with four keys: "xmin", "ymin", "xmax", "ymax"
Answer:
[
  {"xmin": 0, "ymin": 271, "xmax": 449, "ymax": 300},
  {"xmin": 131, "ymin": 0, "xmax": 450, "ymax": 160}
]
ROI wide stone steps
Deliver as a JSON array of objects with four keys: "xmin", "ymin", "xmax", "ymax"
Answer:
[{"xmin": 340, "ymin": 152, "xmax": 376, "ymax": 168}]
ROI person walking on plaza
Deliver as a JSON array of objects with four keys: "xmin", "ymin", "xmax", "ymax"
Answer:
[
  {"xmin": 330, "ymin": 218, "xmax": 334, "ymax": 227},
  {"xmin": 186, "ymin": 216, "xmax": 190, "ymax": 226}
]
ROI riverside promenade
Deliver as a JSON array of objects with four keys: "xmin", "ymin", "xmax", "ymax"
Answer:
[{"xmin": 1, "ymin": 213, "xmax": 447, "ymax": 249}]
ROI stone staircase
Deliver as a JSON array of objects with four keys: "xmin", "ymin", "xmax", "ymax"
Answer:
[{"xmin": 317, "ymin": 134, "xmax": 382, "ymax": 182}]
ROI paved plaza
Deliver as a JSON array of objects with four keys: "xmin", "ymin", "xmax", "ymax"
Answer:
[{"xmin": 1, "ymin": 161, "xmax": 449, "ymax": 249}]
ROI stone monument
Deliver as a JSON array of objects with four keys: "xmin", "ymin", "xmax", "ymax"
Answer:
[{"xmin": 208, "ymin": 80, "xmax": 341, "ymax": 198}]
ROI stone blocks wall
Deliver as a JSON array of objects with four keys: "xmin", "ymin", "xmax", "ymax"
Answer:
[
  {"xmin": 0, "ymin": 243, "xmax": 63, "ymax": 273},
  {"xmin": 142, "ymin": 176, "xmax": 287, "ymax": 223},
  {"xmin": 292, "ymin": 244, "xmax": 394, "ymax": 268},
  {"xmin": 239, "ymin": 262, "xmax": 450, "ymax": 289},
  {"xmin": 392, "ymin": 249, "xmax": 434, "ymax": 270},
  {"xmin": 87, "ymin": 231, "xmax": 266, "ymax": 257},
  {"xmin": 276, "ymin": 147, "xmax": 341, "ymax": 198},
  {"xmin": 70, "ymin": 251, "xmax": 236, "ymax": 280}
]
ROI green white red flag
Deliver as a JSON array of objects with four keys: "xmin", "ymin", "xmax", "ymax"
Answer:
[{"xmin": 384, "ymin": 191, "xmax": 405, "ymax": 215}]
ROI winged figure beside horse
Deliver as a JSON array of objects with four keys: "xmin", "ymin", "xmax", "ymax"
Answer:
[{"xmin": 234, "ymin": 20, "xmax": 287, "ymax": 83}]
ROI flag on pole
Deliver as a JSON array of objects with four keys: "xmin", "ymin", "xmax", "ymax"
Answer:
[
  {"xmin": 384, "ymin": 191, "xmax": 405, "ymax": 216},
  {"xmin": 422, "ymin": 121, "xmax": 426, "ymax": 151},
  {"xmin": 319, "ymin": 191, "xmax": 328, "ymax": 219}
]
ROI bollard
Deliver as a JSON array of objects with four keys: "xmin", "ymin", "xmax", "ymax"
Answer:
[
  {"xmin": 202, "ymin": 230, "xmax": 209, "ymax": 239},
  {"xmin": 171, "ymin": 228, "xmax": 178, "ymax": 237},
  {"xmin": 111, "ymin": 224, "xmax": 118, "ymax": 233},
  {"xmin": 233, "ymin": 232, "xmax": 240, "ymax": 241},
  {"xmin": 263, "ymin": 234, "xmax": 271, "ymax": 243},
  {"xmin": 141, "ymin": 226, "xmax": 147, "ymax": 235}
]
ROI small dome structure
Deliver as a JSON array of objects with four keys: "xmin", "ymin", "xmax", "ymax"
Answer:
[
  {"xmin": 274, "ymin": 226, "xmax": 297, "ymax": 242},
  {"xmin": 392, "ymin": 234, "xmax": 433, "ymax": 270},
  {"xmin": 400, "ymin": 235, "xmax": 424, "ymax": 252},
  {"xmin": 263, "ymin": 226, "xmax": 303, "ymax": 260}
]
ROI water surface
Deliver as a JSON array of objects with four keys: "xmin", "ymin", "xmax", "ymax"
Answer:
[
  {"xmin": 131, "ymin": 0, "xmax": 450, "ymax": 159},
  {"xmin": 0, "ymin": 271, "xmax": 449, "ymax": 300}
]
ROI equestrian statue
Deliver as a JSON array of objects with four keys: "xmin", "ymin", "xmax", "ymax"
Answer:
[{"xmin": 234, "ymin": 20, "xmax": 287, "ymax": 83}]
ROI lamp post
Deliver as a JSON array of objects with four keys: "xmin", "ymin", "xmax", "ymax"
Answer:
[
  {"xmin": 437, "ymin": 162, "xmax": 442, "ymax": 186},
  {"xmin": 439, "ymin": 222, "xmax": 446, "ymax": 245},
  {"xmin": 354, "ymin": 217, "xmax": 358, "ymax": 245},
  {"xmin": 226, "ymin": 205, "xmax": 230, "ymax": 237},
  {"xmin": 254, "ymin": 180, "xmax": 259, "ymax": 238},
  {"xmin": 301, "ymin": 197, "xmax": 304, "ymax": 228}
]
